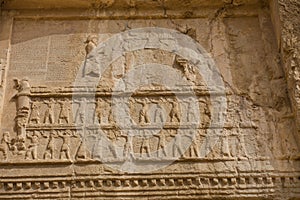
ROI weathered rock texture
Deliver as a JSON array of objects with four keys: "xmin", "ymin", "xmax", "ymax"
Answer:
[{"xmin": 0, "ymin": 0, "xmax": 299, "ymax": 199}]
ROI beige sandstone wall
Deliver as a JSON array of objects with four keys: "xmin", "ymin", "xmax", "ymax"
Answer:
[{"xmin": 0, "ymin": 0, "xmax": 299, "ymax": 199}]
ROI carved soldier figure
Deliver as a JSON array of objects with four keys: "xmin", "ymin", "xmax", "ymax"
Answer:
[
  {"xmin": 43, "ymin": 130, "xmax": 57, "ymax": 159},
  {"xmin": 123, "ymin": 133, "xmax": 134, "ymax": 159},
  {"xmin": 107, "ymin": 99, "xmax": 115, "ymax": 124},
  {"xmin": 75, "ymin": 130, "xmax": 88, "ymax": 160},
  {"xmin": 186, "ymin": 130, "xmax": 200, "ymax": 158},
  {"xmin": 235, "ymin": 128, "xmax": 249, "ymax": 160},
  {"xmin": 199, "ymin": 98, "xmax": 211, "ymax": 127},
  {"xmin": 140, "ymin": 130, "xmax": 151, "ymax": 157},
  {"xmin": 58, "ymin": 98, "xmax": 71, "ymax": 124},
  {"xmin": 152, "ymin": 98, "xmax": 165, "ymax": 123},
  {"xmin": 94, "ymin": 98, "xmax": 105, "ymax": 124},
  {"xmin": 170, "ymin": 129, "xmax": 184, "ymax": 157},
  {"xmin": 74, "ymin": 98, "xmax": 87, "ymax": 124},
  {"xmin": 155, "ymin": 130, "xmax": 167, "ymax": 157},
  {"xmin": 184, "ymin": 97, "xmax": 197, "ymax": 123},
  {"xmin": 43, "ymin": 98, "xmax": 55, "ymax": 124},
  {"xmin": 25, "ymin": 131, "xmax": 40, "ymax": 160},
  {"xmin": 58, "ymin": 130, "xmax": 73, "ymax": 160},
  {"xmin": 29, "ymin": 101, "xmax": 40, "ymax": 124},
  {"xmin": 136, "ymin": 98, "xmax": 151, "ymax": 124},
  {"xmin": 169, "ymin": 99, "xmax": 180, "ymax": 123},
  {"xmin": 16, "ymin": 117, "xmax": 27, "ymax": 138},
  {"xmin": 0, "ymin": 132, "xmax": 11, "ymax": 160},
  {"xmin": 221, "ymin": 129, "xmax": 232, "ymax": 158},
  {"xmin": 106, "ymin": 129, "xmax": 117, "ymax": 158}
]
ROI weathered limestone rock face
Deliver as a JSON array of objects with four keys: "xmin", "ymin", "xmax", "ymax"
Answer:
[{"xmin": 0, "ymin": 0, "xmax": 299, "ymax": 199}]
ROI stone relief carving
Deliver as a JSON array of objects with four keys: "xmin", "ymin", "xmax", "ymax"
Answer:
[
  {"xmin": 4, "ymin": 76, "xmax": 298, "ymax": 163},
  {"xmin": 0, "ymin": 131, "xmax": 10, "ymax": 161}
]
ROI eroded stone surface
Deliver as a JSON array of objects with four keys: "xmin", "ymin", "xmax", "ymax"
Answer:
[{"xmin": 0, "ymin": 0, "xmax": 299, "ymax": 199}]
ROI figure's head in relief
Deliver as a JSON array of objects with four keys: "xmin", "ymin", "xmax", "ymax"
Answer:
[{"xmin": 84, "ymin": 35, "xmax": 98, "ymax": 56}]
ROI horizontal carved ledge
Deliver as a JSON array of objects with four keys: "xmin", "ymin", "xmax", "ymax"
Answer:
[
  {"xmin": 28, "ymin": 86, "xmax": 229, "ymax": 97},
  {"xmin": 25, "ymin": 124, "xmax": 257, "ymax": 130},
  {"xmin": 0, "ymin": 156, "xmax": 273, "ymax": 166},
  {"xmin": 0, "ymin": 173, "xmax": 298, "ymax": 198}
]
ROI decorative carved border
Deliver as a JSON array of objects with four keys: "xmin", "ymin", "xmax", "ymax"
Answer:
[{"xmin": 0, "ymin": 172, "xmax": 299, "ymax": 199}]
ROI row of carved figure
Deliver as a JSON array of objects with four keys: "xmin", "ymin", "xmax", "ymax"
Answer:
[
  {"xmin": 0, "ymin": 128, "xmax": 251, "ymax": 161},
  {"xmin": 27, "ymin": 97, "xmax": 210, "ymax": 125}
]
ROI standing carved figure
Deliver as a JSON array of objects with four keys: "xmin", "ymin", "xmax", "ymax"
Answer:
[
  {"xmin": 94, "ymin": 98, "xmax": 105, "ymax": 124},
  {"xmin": 75, "ymin": 130, "xmax": 90, "ymax": 160},
  {"xmin": 43, "ymin": 98, "xmax": 55, "ymax": 124},
  {"xmin": 186, "ymin": 130, "xmax": 200, "ymax": 158},
  {"xmin": 136, "ymin": 98, "xmax": 151, "ymax": 124},
  {"xmin": 184, "ymin": 97, "xmax": 197, "ymax": 122},
  {"xmin": 84, "ymin": 35, "xmax": 99, "ymax": 77},
  {"xmin": 140, "ymin": 130, "xmax": 151, "ymax": 157},
  {"xmin": 58, "ymin": 98, "xmax": 71, "ymax": 124},
  {"xmin": 107, "ymin": 99, "xmax": 115, "ymax": 124},
  {"xmin": 221, "ymin": 129, "xmax": 232, "ymax": 158},
  {"xmin": 170, "ymin": 130, "xmax": 184, "ymax": 157},
  {"xmin": 25, "ymin": 131, "xmax": 39, "ymax": 160},
  {"xmin": 29, "ymin": 101, "xmax": 40, "ymax": 124},
  {"xmin": 74, "ymin": 98, "xmax": 87, "ymax": 124},
  {"xmin": 105, "ymin": 130, "xmax": 117, "ymax": 158},
  {"xmin": 123, "ymin": 134, "xmax": 134, "ymax": 159},
  {"xmin": 0, "ymin": 132, "xmax": 11, "ymax": 160},
  {"xmin": 58, "ymin": 130, "xmax": 73, "ymax": 160},
  {"xmin": 156, "ymin": 130, "xmax": 167, "ymax": 157},
  {"xmin": 152, "ymin": 98, "xmax": 165, "ymax": 123},
  {"xmin": 43, "ymin": 131, "xmax": 56, "ymax": 159},
  {"xmin": 169, "ymin": 99, "xmax": 180, "ymax": 123}
]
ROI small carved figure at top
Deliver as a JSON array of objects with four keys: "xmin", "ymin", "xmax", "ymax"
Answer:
[
  {"xmin": 177, "ymin": 25, "xmax": 197, "ymax": 40},
  {"xmin": 175, "ymin": 55, "xmax": 196, "ymax": 84},
  {"xmin": 0, "ymin": 132, "xmax": 11, "ymax": 161},
  {"xmin": 13, "ymin": 77, "xmax": 30, "ymax": 94},
  {"xmin": 43, "ymin": 98, "xmax": 56, "ymax": 124},
  {"xmin": 85, "ymin": 35, "xmax": 98, "ymax": 57},
  {"xmin": 13, "ymin": 78, "xmax": 31, "ymax": 116},
  {"xmin": 57, "ymin": 98, "xmax": 71, "ymax": 124},
  {"xmin": 29, "ymin": 101, "xmax": 40, "ymax": 124},
  {"xmin": 135, "ymin": 98, "xmax": 151, "ymax": 124}
]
